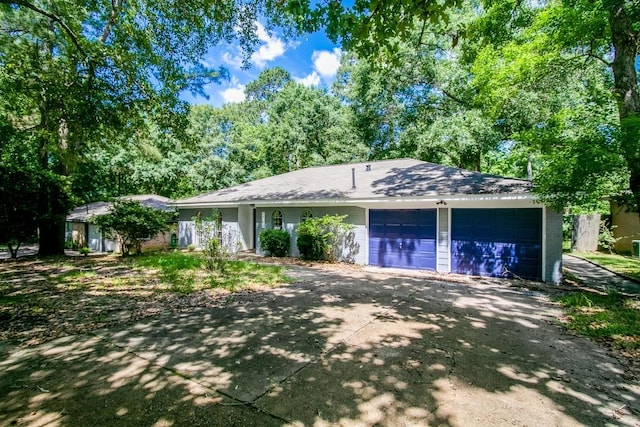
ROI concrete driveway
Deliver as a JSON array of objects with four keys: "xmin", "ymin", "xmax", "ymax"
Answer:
[{"xmin": 1, "ymin": 264, "xmax": 638, "ymax": 426}]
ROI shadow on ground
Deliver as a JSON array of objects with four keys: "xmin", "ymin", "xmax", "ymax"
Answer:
[{"xmin": 1, "ymin": 265, "xmax": 638, "ymax": 426}]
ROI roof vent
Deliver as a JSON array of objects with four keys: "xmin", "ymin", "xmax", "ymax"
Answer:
[
  {"xmin": 351, "ymin": 168, "xmax": 356, "ymax": 189},
  {"xmin": 365, "ymin": 164, "xmax": 371, "ymax": 171}
]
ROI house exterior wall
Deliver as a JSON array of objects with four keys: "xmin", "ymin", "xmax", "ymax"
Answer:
[
  {"xmin": 88, "ymin": 224, "xmax": 103, "ymax": 252},
  {"xmin": 176, "ymin": 200, "xmax": 563, "ymax": 283},
  {"xmin": 73, "ymin": 221, "xmax": 165, "ymax": 253},
  {"xmin": 256, "ymin": 206, "xmax": 366, "ymax": 264},
  {"xmin": 611, "ymin": 201, "xmax": 640, "ymax": 253},
  {"xmin": 544, "ymin": 207, "xmax": 564, "ymax": 284},
  {"xmin": 69, "ymin": 222, "xmax": 86, "ymax": 248},
  {"xmin": 437, "ymin": 208, "xmax": 450, "ymax": 273},
  {"xmin": 178, "ymin": 207, "xmax": 241, "ymax": 250},
  {"xmin": 237, "ymin": 205, "xmax": 253, "ymax": 250},
  {"xmin": 139, "ymin": 232, "xmax": 170, "ymax": 252}
]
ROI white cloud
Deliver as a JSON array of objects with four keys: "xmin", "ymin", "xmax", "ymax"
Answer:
[
  {"xmin": 220, "ymin": 22, "xmax": 290, "ymax": 70},
  {"xmin": 250, "ymin": 22, "xmax": 286, "ymax": 68},
  {"xmin": 221, "ymin": 51, "xmax": 244, "ymax": 69},
  {"xmin": 312, "ymin": 48, "xmax": 342, "ymax": 78},
  {"xmin": 295, "ymin": 71, "xmax": 321, "ymax": 87},
  {"xmin": 220, "ymin": 77, "xmax": 246, "ymax": 104}
]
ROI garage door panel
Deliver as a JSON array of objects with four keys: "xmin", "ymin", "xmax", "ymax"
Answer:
[
  {"xmin": 369, "ymin": 209, "xmax": 436, "ymax": 270},
  {"xmin": 451, "ymin": 209, "xmax": 542, "ymax": 280},
  {"xmin": 370, "ymin": 223, "xmax": 386, "ymax": 235}
]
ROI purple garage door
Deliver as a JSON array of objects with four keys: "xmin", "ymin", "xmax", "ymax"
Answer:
[
  {"xmin": 451, "ymin": 208, "xmax": 542, "ymax": 280},
  {"xmin": 369, "ymin": 209, "xmax": 437, "ymax": 270}
]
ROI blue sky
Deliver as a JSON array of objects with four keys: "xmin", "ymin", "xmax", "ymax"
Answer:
[{"xmin": 181, "ymin": 24, "xmax": 342, "ymax": 107}]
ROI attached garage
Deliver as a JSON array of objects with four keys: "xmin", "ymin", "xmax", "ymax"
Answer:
[
  {"xmin": 369, "ymin": 209, "xmax": 437, "ymax": 270},
  {"xmin": 451, "ymin": 208, "xmax": 542, "ymax": 281}
]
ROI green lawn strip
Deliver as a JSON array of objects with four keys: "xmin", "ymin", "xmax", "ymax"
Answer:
[
  {"xmin": 575, "ymin": 252, "xmax": 640, "ymax": 281},
  {"xmin": 555, "ymin": 292, "xmax": 640, "ymax": 352}
]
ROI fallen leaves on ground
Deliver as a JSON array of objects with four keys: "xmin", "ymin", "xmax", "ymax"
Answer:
[{"xmin": 0, "ymin": 255, "xmax": 275, "ymax": 347}]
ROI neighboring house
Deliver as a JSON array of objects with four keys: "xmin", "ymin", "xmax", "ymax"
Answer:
[
  {"xmin": 610, "ymin": 199, "xmax": 640, "ymax": 254},
  {"xmin": 174, "ymin": 159, "xmax": 563, "ymax": 283},
  {"xmin": 66, "ymin": 195, "xmax": 173, "ymax": 253}
]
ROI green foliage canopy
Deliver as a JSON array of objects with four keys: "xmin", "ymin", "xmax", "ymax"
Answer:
[{"xmin": 0, "ymin": 0, "xmax": 298, "ymax": 255}]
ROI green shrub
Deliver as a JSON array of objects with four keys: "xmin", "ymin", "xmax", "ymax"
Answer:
[
  {"xmin": 296, "ymin": 215, "xmax": 353, "ymax": 261},
  {"xmin": 297, "ymin": 233, "xmax": 325, "ymax": 260},
  {"xmin": 260, "ymin": 229, "xmax": 290, "ymax": 257},
  {"xmin": 79, "ymin": 246, "xmax": 91, "ymax": 256}
]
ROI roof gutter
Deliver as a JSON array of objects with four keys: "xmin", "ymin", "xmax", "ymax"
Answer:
[{"xmin": 173, "ymin": 193, "xmax": 539, "ymax": 209}]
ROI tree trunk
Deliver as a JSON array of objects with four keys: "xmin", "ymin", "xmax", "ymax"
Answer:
[
  {"xmin": 38, "ymin": 216, "xmax": 66, "ymax": 256},
  {"xmin": 607, "ymin": 1, "xmax": 640, "ymax": 219},
  {"xmin": 8, "ymin": 241, "xmax": 19, "ymax": 259},
  {"xmin": 36, "ymin": 142, "xmax": 68, "ymax": 257},
  {"xmin": 36, "ymin": 173, "xmax": 68, "ymax": 256},
  {"xmin": 571, "ymin": 214, "xmax": 601, "ymax": 252}
]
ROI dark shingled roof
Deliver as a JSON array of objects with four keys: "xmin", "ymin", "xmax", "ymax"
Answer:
[
  {"xmin": 175, "ymin": 159, "xmax": 532, "ymax": 206},
  {"xmin": 67, "ymin": 195, "xmax": 172, "ymax": 222}
]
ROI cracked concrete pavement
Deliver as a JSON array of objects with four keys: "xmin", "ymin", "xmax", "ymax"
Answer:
[{"xmin": 1, "ymin": 264, "xmax": 639, "ymax": 426}]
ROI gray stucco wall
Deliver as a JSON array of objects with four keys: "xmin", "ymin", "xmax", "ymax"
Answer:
[
  {"xmin": 178, "ymin": 208, "xmax": 239, "ymax": 248},
  {"xmin": 256, "ymin": 206, "xmax": 366, "ymax": 264},
  {"xmin": 437, "ymin": 208, "xmax": 449, "ymax": 273},
  {"xmin": 544, "ymin": 207, "xmax": 563, "ymax": 284}
]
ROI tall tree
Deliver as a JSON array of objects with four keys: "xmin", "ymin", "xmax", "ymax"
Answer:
[
  {"xmin": 245, "ymin": 67, "xmax": 293, "ymax": 102},
  {"xmin": 333, "ymin": 14, "xmax": 499, "ymax": 170},
  {"xmin": 0, "ymin": 0, "xmax": 295, "ymax": 255},
  {"xmin": 298, "ymin": 0, "xmax": 640, "ymax": 214},
  {"xmin": 462, "ymin": 0, "xmax": 629, "ymax": 210},
  {"xmin": 261, "ymin": 82, "xmax": 367, "ymax": 174}
]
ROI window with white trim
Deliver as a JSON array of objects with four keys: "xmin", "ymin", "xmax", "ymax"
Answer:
[
  {"xmin": 300, "ymin": 209, "xmax": 313, "ymax": 222},
  {"xmin": 271, "ymin": 210, "xmax": 283, "ymax": 230}
]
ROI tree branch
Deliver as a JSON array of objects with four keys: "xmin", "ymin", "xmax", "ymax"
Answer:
[
  {"xmin": 99, "ymin": 0, "xmax": 123, "ymax": 43},
  {"xmin": 439, "ymin": 87, "xmax": 467, "ymax": 106},
  {"xmin": 417, "ymin": 18, "xmax": 427, "ymax": 47},
  {"xmin": 583, "ymin": 52, "xmax": 612, "ymax": 67},
  {"xmin": 1, "ymin": 0, "xmax": 87, "ymax": 58}
]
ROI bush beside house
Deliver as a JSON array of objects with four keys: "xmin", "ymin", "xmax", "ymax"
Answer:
[
  {"xmin": 260, "ymin": 229, "xmax": 290, "ymax": 257},
  {"xmin": 297, "ymin": 215, "xmax": 353, "ymax": 261}
]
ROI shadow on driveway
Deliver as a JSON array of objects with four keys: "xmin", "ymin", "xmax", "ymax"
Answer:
[{"xmin": 1, "ymin": 265, "xmax": 638, "ymax": 426}]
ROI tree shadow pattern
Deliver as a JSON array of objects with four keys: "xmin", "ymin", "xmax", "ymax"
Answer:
[{"xmin": 0, "ymin": 265, "xmax": 638, "ymax": 426}]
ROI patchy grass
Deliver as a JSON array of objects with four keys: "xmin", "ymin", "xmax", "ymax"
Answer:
[
  {"xmin": 209, "ymin": 260, "xmax": 293, "ymax": 291},
  {"xmin": 556, "ymin": 291, "xmax": 640, "ymax": 357},
  {"xmin": 0, "ymin": 252, "xmax": 292, "ymax": 345},
  {"xmin": 575, "ymin": 252, "xmax": 640, "ymax": 280},
  {"xmin": 132, "ymin": 251, "xmax": 204, "ymax": 271}
]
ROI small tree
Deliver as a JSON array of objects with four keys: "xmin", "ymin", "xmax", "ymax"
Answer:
[
  {"xmin": 94, "ymin": 200, "xmax": 172, "ymax": 256},
  {"xmin": 297, "ymin": 215, "xmax": 354, "ymax": 262},
  {"xmin": 194, "ymin": 210, "xmax": 240, "ymax": 272}
]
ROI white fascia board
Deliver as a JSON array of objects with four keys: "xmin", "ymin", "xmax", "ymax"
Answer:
[
  {"xmin": 173, "ymin": 201, "xmax": 242, "ymax": 209},
  {"xmin": 175, "ymin": 193, "xmax": 539, "ymax": 209},
  {"xmin": 258, "ymin": 193, "xmax": 539, "ymax": 207}
]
